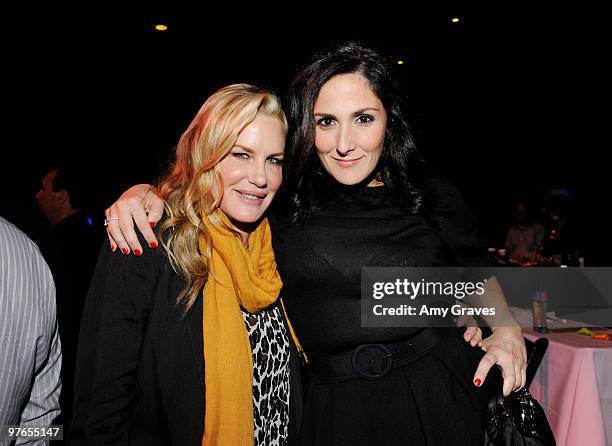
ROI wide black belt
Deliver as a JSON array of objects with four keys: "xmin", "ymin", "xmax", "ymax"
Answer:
[{"xmin": 308, "ymin": 328, "xmax": 447, "ymax": 383}]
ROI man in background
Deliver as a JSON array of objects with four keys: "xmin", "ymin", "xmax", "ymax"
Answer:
[
  {"xmin": 0, "ymin": 216, "xmax": 62, "ymax": 445},
  {"xmin": 35, "ymin": 167, "xmax": 101, "ymax": 433},
  {"xmin": 504, "ymin": 201, "xmax": 546, "ymax": 264}
]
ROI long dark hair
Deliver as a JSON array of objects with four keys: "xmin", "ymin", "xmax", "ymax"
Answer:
[{"xmin": 284, "ymin": 40, "xmax": 425, "ymax": 224}]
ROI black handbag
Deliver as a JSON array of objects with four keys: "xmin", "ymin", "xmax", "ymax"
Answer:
[{"xmin": 484, "ymin": 387, "xmax": 556, "ymax": 446}]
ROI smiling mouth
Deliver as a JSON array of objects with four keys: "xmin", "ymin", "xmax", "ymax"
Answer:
[
  {"xmin": 234, "ymin": 190, "xmax": 267, "ymax": 202},
  {"xmin": 331, "ymin": 156, "xmax": 365, "ymax": 167}
]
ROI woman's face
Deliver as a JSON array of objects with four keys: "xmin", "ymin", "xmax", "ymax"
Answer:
[
  {"xmin": 313, "ymin": 73, "xmax": 387, "ymax": 185},
  {"xmin": 213, "ymin": 112, "xmax": 285, "ymax": 227}
]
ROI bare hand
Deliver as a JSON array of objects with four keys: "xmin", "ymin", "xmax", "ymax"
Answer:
[
  {"xmin": 454, "ymin": 303, "xmax": 483, "ymax": 347},
  {"xmin": 104, "ymin": 184, "xmax": 164, "ymax": 254},
  {"xmin": 473, "ymin": 326, "xmax": 527, "ymax": 396},
  {"xmin": 463, "ymin": 326, "xmax": 483, "ymax": 347}
]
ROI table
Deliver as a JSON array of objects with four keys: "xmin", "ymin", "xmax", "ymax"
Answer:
[{"xmin": 524, "ymin": 328, "xmax": 612, "ymax": 446}]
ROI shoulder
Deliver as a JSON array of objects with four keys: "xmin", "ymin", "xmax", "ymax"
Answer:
[
  {"xmin": 0, "ymin": 216, "xmax": 53, "ymax": 291},
  {"xmin": 0, "ymin": 216, "xmax": 55, "ymax": 333},
  {"xmin": 84, "ymin": 222, "xmax": 185, "ymax": 326},
  {"xmin": 0, "ymin": 216, "xmax": 43, "ymax": 260},
  {"xmin": 93, "ymin": 224, "xmax": 175, "ymax": 290},
  {"xmin": 57, "ymin": 212, "xmax": 100, "ymax": 239},
  {"xmin": 422, "ymin": 176, "xmax": 470, "ymax": 219},
  {"xmin": 423, "ymin": 175, "xmax": 461, "ymax": 197},
  {"xmin": 419, "ymin": 178, "xmax": 493, "ymax": 265},
  {"xmin": 267, "ymin": 206, "xmax": 294, "ymax": 240}
]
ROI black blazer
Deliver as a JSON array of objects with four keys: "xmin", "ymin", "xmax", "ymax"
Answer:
[{"xmin": 69, "ymin": 233, "xmax": 302, "ymax": 445}]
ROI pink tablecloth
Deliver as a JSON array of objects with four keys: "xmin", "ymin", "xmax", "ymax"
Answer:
[{"xmin": 524, "ymin": 328, "xmax": 612, "ymax": 446}]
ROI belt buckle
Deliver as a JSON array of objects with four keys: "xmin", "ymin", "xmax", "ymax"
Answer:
[{"xmin": 351, "ymin": 343, "xmax": 392, "ymax": 380}]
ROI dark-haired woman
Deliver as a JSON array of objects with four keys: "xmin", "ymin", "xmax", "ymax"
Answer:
[{"xmin": 103, "ymin": 41, "xmax": 526, "ymax": 445}]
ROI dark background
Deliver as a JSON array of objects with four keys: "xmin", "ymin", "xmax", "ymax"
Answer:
[{"xmin": 3, "ymin": 3, "xmax": 610, "ymax": 263}]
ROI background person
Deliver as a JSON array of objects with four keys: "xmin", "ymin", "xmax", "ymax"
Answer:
[
  {"xmin": 504, "ymin": 200, "xmax": 545, "ymax": 264},
  {"xmin": 34, "ymin": 166, "xmax": 101, "ymax": 432},
  {"xmin": 0, "ymin": 216, "xmax": 62, "ymax": 445}
]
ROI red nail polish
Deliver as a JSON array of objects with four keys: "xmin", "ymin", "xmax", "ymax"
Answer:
[
  {"xmin": 122, "ymin": 248, "xmax": 129, "ymax": 255},
  {"xmin": 134, "ymin": 249, "xmax": 142, "ymax": 256},
  {"xmin": 149, "ymin": 242, "xmax": 157, "ymax": 249},
  {"xmin": 149, "ymin": 222, "xmax": 156, "ymax": 228},
  {"xmin": 111, "ymin": 245, "xmax": 116, "ymax": 252},
  {"xmin": 474, "ymin": 378, "xmax": 482, "ymax": 387}
]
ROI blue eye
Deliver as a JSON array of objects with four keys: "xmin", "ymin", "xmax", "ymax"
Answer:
[{"xmin": 232, "ymin": 152, "xmax": 249, "ymax": 159}]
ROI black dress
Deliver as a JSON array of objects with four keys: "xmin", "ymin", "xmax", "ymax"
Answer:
[{"xmin": 270, "ymin": 177, "xmax": 502, "ymax": 446}]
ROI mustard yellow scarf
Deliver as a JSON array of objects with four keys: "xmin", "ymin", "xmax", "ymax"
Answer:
[{"xmin": 199, "ymin": 210, "xmax": 282, "ymax": 445}]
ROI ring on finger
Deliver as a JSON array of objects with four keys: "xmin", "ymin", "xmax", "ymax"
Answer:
[{"xmin": 104, "ymin": 217, "xmax": 120, "ymax": 226}]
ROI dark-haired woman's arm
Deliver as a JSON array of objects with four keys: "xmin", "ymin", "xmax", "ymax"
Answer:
[
  {"xmin": 104, "ymin": 184, "xmax": 163, "ymax": 255},
  {"xmin": 425, "ymin": 177, "xmax": 526, "ymax": 396}
]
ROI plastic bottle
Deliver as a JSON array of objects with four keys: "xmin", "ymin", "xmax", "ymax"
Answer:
[{"xmin": 532, "ymin": 291, "xmax": 549, "ymax": 333}]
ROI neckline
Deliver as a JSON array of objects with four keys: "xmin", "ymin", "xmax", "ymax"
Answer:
[{"xmin": 319, "ymin": 171, "xmax": 388, "ymax": 196}]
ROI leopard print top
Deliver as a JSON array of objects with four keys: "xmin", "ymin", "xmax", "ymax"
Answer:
[{"xmin": 242, "ymin": 304, "xmax": 291, "ymax": 446}]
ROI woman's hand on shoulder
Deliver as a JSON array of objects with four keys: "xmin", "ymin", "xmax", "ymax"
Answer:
[
  {"xmin": 105, "ymin": 184, "xmax": 164, "ymax": 255},
  {"xmin": 473, "ymin": 325, "xmax": 527, "ymax": 396}
]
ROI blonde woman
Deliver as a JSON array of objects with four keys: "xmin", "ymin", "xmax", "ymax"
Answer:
[{"xmin": 69, "ymin": 84, "xmax": 302, "ymax": 446}]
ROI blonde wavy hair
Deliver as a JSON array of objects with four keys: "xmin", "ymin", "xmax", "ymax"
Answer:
[{"xmin": 156, "ymin": 84, "xmax": 287, "ymax": 312}]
